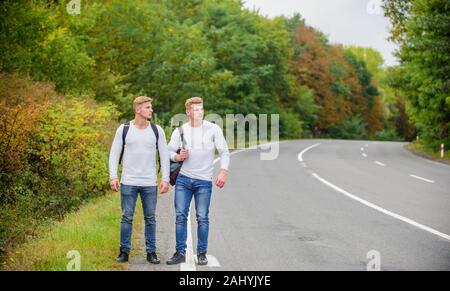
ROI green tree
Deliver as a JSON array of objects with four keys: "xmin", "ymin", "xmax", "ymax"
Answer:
[
  {"xmin": 383, "ymin": 0, "xmax": 450, "ymax": 148},
  {"xmin": 0, "ymin": 0, "xmax": 94, "ymax": 93}
]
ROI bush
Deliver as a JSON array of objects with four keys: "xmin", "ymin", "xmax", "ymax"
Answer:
[
  {"xmin": 375, "ymin": 129, "xmax": 404, "ymax": 142},
  {"xmin": 0, "ymin": 74, "xmax": 53, "ymax": 176},
  {"xmin": 29, "ymin": 98, "xmax": 119, "ymax": 216},
  {"xmin": 279, "ymin": 112, "xmax": 304, "ymax": 139},
  {"xmin": 327, "ymin": 116, "xmax": 368, "ymax": 140},
  {"xmin": 0, "ymin": 74, "xmax": 119, "ymax": 265}
]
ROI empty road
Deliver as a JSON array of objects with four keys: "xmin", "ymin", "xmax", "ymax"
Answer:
[{"xmin": 130, "ymin": 140, "xmax": 450, "ymax": 271}]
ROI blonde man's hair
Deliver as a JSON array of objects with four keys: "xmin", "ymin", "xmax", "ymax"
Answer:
[
  {"xmin": 185, "ymin": 97, "xmax": 203, "ymax": 110},
  {"xmin": 133, "ymin": 96, "xmax": 152, "ymax": 111}
]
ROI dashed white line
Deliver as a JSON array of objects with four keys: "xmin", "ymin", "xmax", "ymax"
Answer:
[
  {"xmin": 311, "ymin": 172, "xmax": 450, "ymax": 241},
  {"xmin": 410, "ymin": 174, "xmax": 435, "ymax": 184},
  {"xmin": 299, "ymin": 143, "xmax": 449, "ymax": 241},
  {"xmin": 362, "ymin": 153, "xmax": 368, "ymax": 158},
  {"xmin": 375, "ymin": 161, "xmax": 385, "ymax": 167},
  {"xmin": 361, "ymin": 147, "xmax": 364, "ymax": 151}
]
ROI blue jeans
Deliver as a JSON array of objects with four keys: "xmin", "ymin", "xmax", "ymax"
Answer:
[
  {"xmin": 120, "ymin": 184, "xmax": 157, "ymax": 253},
  {"xmin": 175, "ymin": 174, "xmax": 213, "ymax": 255}
]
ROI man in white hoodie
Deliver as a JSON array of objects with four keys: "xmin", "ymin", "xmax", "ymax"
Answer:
[
  {"xmin": 166, "ymin": 97, "xmax": 230, "ymax": 265},
  {"xmin": 109, "ymin": 96, "xmax": 170, "ymax": 264}
]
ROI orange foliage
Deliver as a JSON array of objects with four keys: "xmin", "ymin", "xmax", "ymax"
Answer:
[
  {"xmin": 291, "ymin": 24, "xmax": 383, "ymax": 134},
  {"xmin": 0, "ymin": 74, "xmax": 55, "ymax": 173}
]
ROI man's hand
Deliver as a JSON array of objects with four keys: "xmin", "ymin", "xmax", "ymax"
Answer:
[
  {"xmin": 110, "ymin": 178, "xmax": 120, "ymax": 192},
  {"xmin": 159, "ymin": 181, "xmax": 169, "ymax": 194},
  {"xmin": 215, "ymin": 169, "xmax": 228, "ymax": 188},
  {"xmin": 176, "ymin": 149, "xmax": 189, "ymax": 162}
]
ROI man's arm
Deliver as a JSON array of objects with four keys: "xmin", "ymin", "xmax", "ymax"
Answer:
[
  {"xmin": 213, "ymin": 125, "xmax": 230, "ymax": 188},
  {"xmin": 167, "ymin": 128, "xmax": 181, "ymax": 162},
  {"xmin": 157, "ymin": 126, "xmax": 170, "ymax": 182},
  {"xmin": 109, "ymin": 125, "xmax": 124, "ymax": 191},
  {"xmin": 167, "ymin": 127, "xmax": 189, "ymax": 162},
  {"xmin": 157, "ymin": 126, "xmax": 170, "ymax": 193}
]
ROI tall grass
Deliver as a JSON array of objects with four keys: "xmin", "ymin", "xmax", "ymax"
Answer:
[
  {"xmin": 4, "ymin": 192, "xmax": 144, "ymax": 271},
  {"xmin": 408, "ymin": 141, "xmax": 449, "ymax": 162}
]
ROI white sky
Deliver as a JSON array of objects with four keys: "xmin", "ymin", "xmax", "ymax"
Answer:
[{"xmin": 243, "ymin": 0, "xmax": 399, "ymax": 67}]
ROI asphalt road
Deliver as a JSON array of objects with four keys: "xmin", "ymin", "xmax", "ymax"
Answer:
[{"xmin": 129, "ymin": 139, "xmax": 450, "ymax": 271}]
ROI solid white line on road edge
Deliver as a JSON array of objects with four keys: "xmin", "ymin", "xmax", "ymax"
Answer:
[
  {"xmin": 362, "ymin": 153, "xmax": 368, "ymax": 158},
  {"xmin": 180, "ymin": 213, "xmax": 197, "ymax": 271},
  {"xmin": 183, "ymin": 157, "xmax": 227, "ymax": 271},
  {"xmin": 375, "ymin": 161, "xmax": 385, "ymax": 167},
  {"xmin": 311, "ymin": 172, "xmax": 450, "ymax": 241},
  {"xmin": 298, "ymin": 143, "xmax": 321, "ymax": 162},
  {"xmin": 409, "ymin": 174, "xmax": 435, "ymax": 184},
  {"xmin": 194, "ymin": 255, "xmax": 221, "ymax": 267}
]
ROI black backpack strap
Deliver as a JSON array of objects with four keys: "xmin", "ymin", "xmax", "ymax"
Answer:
[
  {"xmin": 119, "ymin": 121, "xmax": 161, "ymax": 172},
  {"xmin": 150, "ymin": 123, "xmax": 161, "ymax": 173},
  {"xmin": 178, "ymin": 126, "xmax": 185, "ymax": 149},
  {"xmin": 119, "ymin": 122, "xmax": 130, "ymax": 165}
]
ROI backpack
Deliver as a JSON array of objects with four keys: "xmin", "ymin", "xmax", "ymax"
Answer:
[
  {"xmin": 119, "ymin": 121, "xmax": 160, "ymax": 171},
  {"xmin": 169, "ymin": 127, "xmax": 185, "ymax": 186}
]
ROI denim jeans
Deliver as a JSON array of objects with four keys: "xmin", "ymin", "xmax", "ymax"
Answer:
[
  {"xmin": 120, "ymin": 184, "xmax": 157, "ymax": 253},
  {"xmin": 175, "ymin": 174, "xmax": 213, "ymax": 255}
]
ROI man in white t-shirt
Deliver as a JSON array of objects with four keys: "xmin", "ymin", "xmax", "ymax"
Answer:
[
  {"xmin": 166, "ymin": 97, "xmax": 230, "ymax": 265},
  {"xmin": 109, "ymin": 96, "xmax": 170, "ymax": 264}
]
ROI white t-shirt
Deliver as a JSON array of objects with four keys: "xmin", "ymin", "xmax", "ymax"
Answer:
[
  {"xmin": 168, "ymin": 120, "xmax": 230, "ymax": 181},
  {"xmin": 109, "ymin": 121, "xmax": 170, "ymax": 186}
]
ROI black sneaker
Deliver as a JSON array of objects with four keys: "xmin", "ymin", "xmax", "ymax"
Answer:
[
  {"xmin": 115, "ymin": 249, "xmax": 129, "ymax": 263},
  {"xmin": 166, "ymin": 251, "xmax": 186, "ymax": 265},
  {"xmin": 197, "ymin": 252, "xmax": 208, "ymax": 265},
  {"xmin": 147, "ymin": 252, "xmax": 160, "ymax": 264}
]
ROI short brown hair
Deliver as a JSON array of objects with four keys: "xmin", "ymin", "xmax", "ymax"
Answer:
[
  {"xmin": 185, "ymin": 97, "xmax": 203, "ymax": 110},
  {"xmin": 133, "ymin": 96, "xmax": 152, "ymax": 111}
]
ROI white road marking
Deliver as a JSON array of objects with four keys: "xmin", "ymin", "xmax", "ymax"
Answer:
[
  {"xmin": 298, "ymin": 143, "xmax": 449, "ymax": 241},
  {"xmin": 194, "ymin": 254, "xmax": 221, "ymax": 267},
  {"xmin": 410, "ymin": 174, "xmax": 435, "ymax": 184},
  {"xmin": 298, "ymin": 143, "xmax": 321, "ymax": 162},
  {"xmin": 362, "ymin": 153, "xmax": 368, "ymax": 158},
  {"xmin": 361, "ymin": 147, "xmax": 364, "ymax": 151},
  {"xmin": 365, "ymin": 144, "xmax": 369, "ymax": 147},
  {"xmin": 375, "ymin": 161, "xmax": 385, "ymax": 167},
  {"xmin": 311, "ymin": 172, "xmax": 450, "ymax": 241},
  {"xmin": 180, "ymin": 213, "xmax": 196, "ymax": 271},
  {"xmin": 182, "ymin": 141, "xmax": 288, "ymax": 271}
]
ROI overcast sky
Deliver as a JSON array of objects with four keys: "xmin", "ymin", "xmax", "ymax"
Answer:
[{"xmin": 243, "ymin": 0, "xmax": 399, "ymax": 67}]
